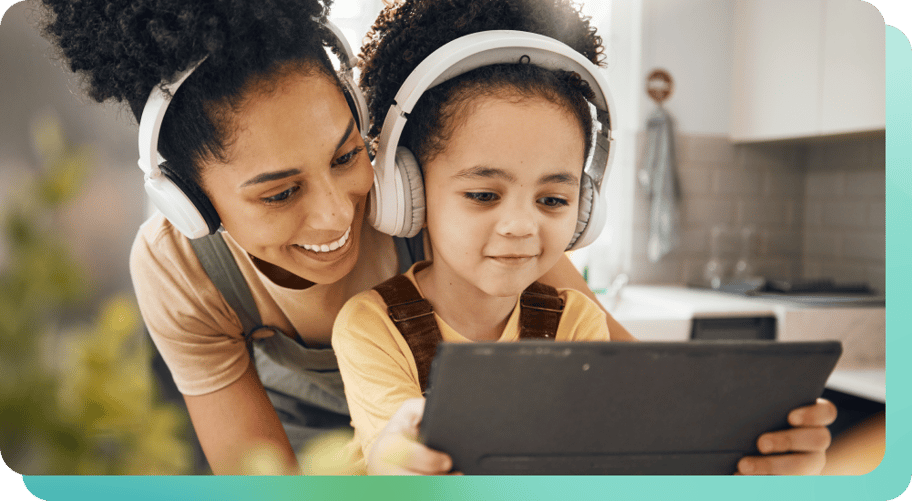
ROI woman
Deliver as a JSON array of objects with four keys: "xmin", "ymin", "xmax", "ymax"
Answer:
[{"xmin": 37, "ymin": 0, "xmax": 835, "ymax": 475}]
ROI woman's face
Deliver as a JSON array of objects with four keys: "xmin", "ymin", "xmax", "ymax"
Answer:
[
  {"xmin": 422, "ymin": 94, "xmax": 585, "ymax": 298},
  {"xmin": 200, "ymin": 71, "xmax": 373, "ymax": 286}
]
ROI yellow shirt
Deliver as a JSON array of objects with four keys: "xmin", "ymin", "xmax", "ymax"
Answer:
[
  {"xmin": 129, "ymin": 213, "xmax": 399, "ymax": 396},
  {"xmin": 332, "ymin": 263, "xmax": 611, "ymax": 461}
]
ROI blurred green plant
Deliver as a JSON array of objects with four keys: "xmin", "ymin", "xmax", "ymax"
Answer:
[{"xmin": 0, "ymin": 114, "xmax": 192, "ymax": 475}]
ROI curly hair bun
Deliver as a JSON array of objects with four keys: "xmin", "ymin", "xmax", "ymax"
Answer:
[{"xmin": 38, "ymin": 0, "xmax": 333, "ymax": 110}]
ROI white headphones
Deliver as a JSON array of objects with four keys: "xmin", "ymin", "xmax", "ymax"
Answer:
[
  {"xmin": 368, "ymin": 30, "xmax": 616, "ymax": 250},
  {"xmin": 137, "ymin": 21, "xmax": 369, "ymax": 239}
]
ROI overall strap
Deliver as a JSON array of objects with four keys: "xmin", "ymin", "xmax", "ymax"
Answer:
[
  {"xmin": 373, "ymin": 276, "xmax": 564, "ymax": 394},
  {"xmin": 189, "ymin": 233, "xmax": 261, "ymax": 348},
  {"xmin": 373, "ymin": 274, "xmax": 440, "ymax": 394},
  {"xmin": 518, "ymin": 282, "xmax": 565, "ymax": 340}
]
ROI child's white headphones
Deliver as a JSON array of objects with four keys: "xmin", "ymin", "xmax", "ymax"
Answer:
[
  {"xmin": 368, "ymin": 30, "xmax": 616, "ymax": 250},
  {"xmin": 137, "ymin": 21, "xmax": 369, "ymax": 240}
]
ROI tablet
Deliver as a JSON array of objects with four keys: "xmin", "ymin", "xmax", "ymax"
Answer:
[{"xmin": 419, "ymin": 340, "xmax": 842, "ymax": 475}]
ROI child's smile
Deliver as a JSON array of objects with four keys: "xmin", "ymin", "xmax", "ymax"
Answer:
[{"xmin": 417, "ymin": 93, "xmax": 586, "ymax": 303}]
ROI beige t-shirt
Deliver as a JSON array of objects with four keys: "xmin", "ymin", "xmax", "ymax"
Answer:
[
  {"xmin": 129, "ymin": 213, "xmax": 399, "ymax": 396},
  {"xmin": 332, "ymin": 263, "xmax": 611, "ymax": 461}
]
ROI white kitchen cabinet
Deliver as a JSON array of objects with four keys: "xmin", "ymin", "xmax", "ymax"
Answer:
[
  {"xmin": 819, "ymin": 0, "xmax": 887, "ymax": 135},
  {"xmin": 729, "ymin": 0, "xmax": 885, "ymax": 142}
]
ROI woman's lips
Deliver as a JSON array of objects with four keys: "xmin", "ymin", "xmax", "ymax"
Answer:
[
  {"xmin": 298, "ymin": 227, "xmax": 351, "ymax": 252},
  {"xmin": 292, "ymin": 227, "xmax": 354, "ymax": 261}
]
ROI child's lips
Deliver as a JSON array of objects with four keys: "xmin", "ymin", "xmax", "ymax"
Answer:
[{"xmin": 487, "ymin": 254, "xmax": 538, "ymax": 265}]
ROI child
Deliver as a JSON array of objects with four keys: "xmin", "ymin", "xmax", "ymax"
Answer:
[
  {"xmin": 333, "ymin": 0, "xmax": 613, "ymax": 472},
  {"xmin": 335, "ymin": 0, "xmax": 836, "ymax": 476}
]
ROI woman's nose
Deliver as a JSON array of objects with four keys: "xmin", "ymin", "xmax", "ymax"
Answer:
[{"xmin": 302, "ymin": 177, "xmax": 354, "ymax": 230}]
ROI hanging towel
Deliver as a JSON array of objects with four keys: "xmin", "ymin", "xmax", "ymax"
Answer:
[{"xmin": 638, "ymin": 106, "xmax": 680, "ymax": 262}]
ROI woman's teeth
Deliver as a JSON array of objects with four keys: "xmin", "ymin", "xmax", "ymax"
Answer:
[{"xmin": 299, "ymin": 227, "xmax": 351, "ymax": 253}]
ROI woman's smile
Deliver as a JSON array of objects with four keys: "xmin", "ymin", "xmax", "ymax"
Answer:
[
  {"xmin": 292, "ymin": 226, "xmax": 355, "ymax": 262},
  {"xmin": 296, "ymin": 227, "xmax": 352, "ymax": 253}
]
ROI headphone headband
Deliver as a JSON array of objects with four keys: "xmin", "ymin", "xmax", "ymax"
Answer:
[
  {"xmin": 324, "ymin": 19, "xmax": 359, "ymax": 72},
  {"xmin": 137, "ymin": 57, "xmax": 206, "ymax": 180},
  {"xmin": 393, "ymin": 31, "xmax": 612, "ymax": 115},
  {"xmin": 372, "ymin": 30, "xmax": 616, "ymax": 238}
]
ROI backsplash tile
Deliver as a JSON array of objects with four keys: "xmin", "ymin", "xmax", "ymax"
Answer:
[
  {"xmin": 819, "ymin": 201, "xmax": 869, "ymax": 228},
  {"xmin": 802, "ymin": 134, "xmax": 885, "ymax": 293},
  {"xmin": 630, "ymin": 131, "xmax": 885, "ymax": 293}
]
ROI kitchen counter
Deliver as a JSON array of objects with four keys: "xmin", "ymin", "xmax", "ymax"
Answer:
[
  {"xmin": 826, "ymin": 368, "xmax": 885, "ymax": 403},
  {"xmin": 598, "ymin": 284, "xmax": 886, "ymax": 402}
]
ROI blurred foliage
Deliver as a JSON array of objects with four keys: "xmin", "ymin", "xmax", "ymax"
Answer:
[{"xmin": 0, "ymin": 114, "xmax": 192, "ymax": 475}]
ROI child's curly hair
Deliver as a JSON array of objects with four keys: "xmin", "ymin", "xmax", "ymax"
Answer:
[
  {"xmin": 37, "ymin": 0, "xmax": 342, "ymax": 188},
  {"xmin": 359, "ymin": 0, "xmax": 604, "ymax": 166}
]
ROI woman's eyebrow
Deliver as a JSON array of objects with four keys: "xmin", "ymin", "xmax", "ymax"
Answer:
[
  {"xmin": 333, "ymin": 118, "xmax": 357, "ymax": 153},
  {"xmin": 239, "ymin": 118, "xmax": 356, "ymax": 188},
  {"xmin": 240, "ymin": 168, "xmax": 302, "ymax": 188}
]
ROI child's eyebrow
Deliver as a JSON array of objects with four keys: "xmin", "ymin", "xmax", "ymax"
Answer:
[
  {"xmin": 453, "ymin": 166, "xmax": 516, "ymax": 182},
  {"xmin": 538, "ymin": 173, "xmax": 580, "ymax": 186},
  {"xmin": 452, "ymin": 167, "xmax": 579, "ymax": 186}
]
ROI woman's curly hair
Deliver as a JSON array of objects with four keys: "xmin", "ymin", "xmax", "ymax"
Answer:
[
  {"xmin": 37, "ymin": 0, "xmax": 342, "ymax": 189},
  {"xmin": 359, "ymin": 0, "xmax": 604, "ymax": 166}
]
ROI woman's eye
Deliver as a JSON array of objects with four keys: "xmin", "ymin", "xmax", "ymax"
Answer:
[
  {"xmin": 333, "ymin": 146, "xmax": 364, "ymax": 167},
  {"xmin": 538, "ymin": 196, "xmax": 570, "ymax": 208},
  {"xmin": 464, "ymin": 192, "xmax": 499, "ymax": 203},
  {"xmin": 262, "ymin": 186, "xmax": 299, "ymax": 205}
]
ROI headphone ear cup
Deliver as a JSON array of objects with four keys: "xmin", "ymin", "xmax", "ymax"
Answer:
[
  {"xmin": 145, "ymin": 166, "xmax": 221, "ymax": 239},
  {"xmin": 394, "ymin": 147, "xmax": 426, "ymax": 238},
  {"xmin": 566, "ymin": 173, "xmax": 606, "ymax": 250}
]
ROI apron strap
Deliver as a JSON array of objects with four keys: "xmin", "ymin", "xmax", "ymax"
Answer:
[
  {"xmin": 188, "ymin": 232, "xmax": 351, "ymax": 452},
  {"xmin": 189, "ymin": 233, "xmax": 266, "ymax": 352}
]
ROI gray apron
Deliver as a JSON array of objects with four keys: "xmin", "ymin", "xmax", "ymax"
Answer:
[{"xmin": 190, "ymin": 231, "xmax": 423, "ymax": 451}]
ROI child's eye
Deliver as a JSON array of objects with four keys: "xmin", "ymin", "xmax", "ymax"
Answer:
[
  {"xmin": 261, "ymin": 186, "xmax": 300, "ymax": 205},
  {"xmin": 333, "ymin": 146, "xmax": 364, "ymax": 168},
  {"xmin": 464, "ymin": 192, "xmax": 500, "ymax": 204},
  {"xmin": 538, "ymin": 196, "xmax": 570, "ymax": 208}
]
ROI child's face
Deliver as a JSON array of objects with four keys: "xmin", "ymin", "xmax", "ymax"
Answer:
[{"xmin": 422, "ymin": 94, "xmax": 585, "ymax": 298}]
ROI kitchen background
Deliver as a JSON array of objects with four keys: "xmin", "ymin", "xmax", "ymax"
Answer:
[
  {"xmin": 623, "ymin": 0, "xmax": 885, "ymax": 295},
  {"xmin": 0, "ymin": 0, "xmax": 895, "ymax": 476},
  {"xmin": 630, "ymin": 128, "xmax": 885, "ymax": 290}
]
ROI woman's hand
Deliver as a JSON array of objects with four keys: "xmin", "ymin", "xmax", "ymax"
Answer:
[
  {"xmin": 736, "ymin": 398, "xmax": 837, "ymax": 475},
  {"xmin": 366, "ymin": 398, "xmax": 455, "ymax": 475}
]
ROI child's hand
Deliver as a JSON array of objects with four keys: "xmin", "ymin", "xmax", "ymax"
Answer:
[
  {"xmin": 736, "ymin": 398, "xmax": 837, "ymax": 475},
  {"xmin": 366, "ymin": 398, "xmax": 456, "ymax": 475}
]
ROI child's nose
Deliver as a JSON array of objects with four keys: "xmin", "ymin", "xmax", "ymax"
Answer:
[{"xmin": 495, "ymin": 210, "xmax": 536, "ymax": 238}]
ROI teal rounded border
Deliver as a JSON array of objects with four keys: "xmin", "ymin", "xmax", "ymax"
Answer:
[{"xmin": 14, "ymin": 19, "xmax": 912, "ymax": 501}]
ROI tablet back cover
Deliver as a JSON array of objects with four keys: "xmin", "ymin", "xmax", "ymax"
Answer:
[{"xmin": 419, "ymin": 340, "xmax": 842, "ymax": 475}]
